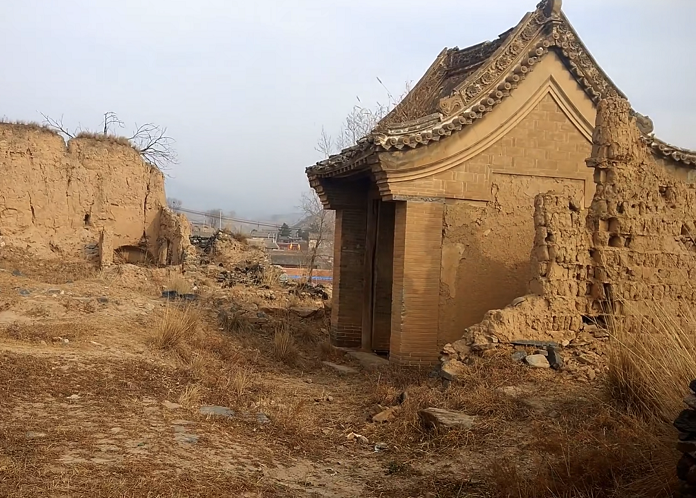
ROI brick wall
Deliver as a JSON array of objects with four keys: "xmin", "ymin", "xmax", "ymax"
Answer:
[
  {"xmin": 325, "ymin": 179, "xmax": 370, "ymax": 348},
  {"xmin": 390, "ymin": 201, "xmax": 444, "ymax": 365},
  {"xmin": 385, "ymin": 94, "xmax": 593, "ymax": 202},
  {"xmin": 330, "ymin": 206, "xmax": 368, "ymax": 347},
  {"xmin": 437, "ymin": 93, "xmax": 592, "ymax": 344}
]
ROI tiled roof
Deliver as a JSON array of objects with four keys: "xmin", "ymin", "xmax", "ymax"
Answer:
[{"xmin": 306, "ymin": 0, "xmax": 696, "ymax": 179}]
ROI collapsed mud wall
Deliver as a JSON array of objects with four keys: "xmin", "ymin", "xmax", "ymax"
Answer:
[
  {"xmin": 446, "ymin": 97, "xmax": 696, "ymax": 350},
  {"xmin": 0, "ymin": 123, "xmax": 189, "ymax": 263},
  {"xmin": 439, "ymin": 175, "xmax": 585, "ymax": 345}
]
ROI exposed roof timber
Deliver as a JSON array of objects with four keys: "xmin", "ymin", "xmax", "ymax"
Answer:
[{"xmin": 306, "ymin": 0, "xmax": 696, "ymax": 179}]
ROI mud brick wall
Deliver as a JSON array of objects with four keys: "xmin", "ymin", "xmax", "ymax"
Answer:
[
  {"xmin": 529, "ymin": 191, "xmax": 590, "ymax": 331},
  {"xmin": 449, "ymin": 97, "xmax": 696, "ymax": 348},
  {"xmin": 0, "ymin": 123, "xmax": 190, "ymax": 262},
  {"xmin": 531, "ymin": 97, "xmax": 696, "ymax": 334},
  {"xmin": 583, "ymin": 98, "xmax": 696, "ymax": 330}
]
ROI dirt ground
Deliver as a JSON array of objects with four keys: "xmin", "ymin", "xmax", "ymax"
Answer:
[{"xmin": 0, "ymin": 245, "xmax": 657, "ymax": 498}]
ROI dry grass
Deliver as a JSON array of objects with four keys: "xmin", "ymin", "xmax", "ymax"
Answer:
[
  {"xmin": 149, "ymin": 305, "xmax": 199, "ymax": 350},
  {"xmin": 487, "ymin": 405, "xmax": 676, "ymax": 498},
  {"xmin": 229, "ymin": 367, "xmax": 253, "ymax": 398},
  {"xmin": 231, "ymin": 231, "xmax": 248, "ymax": 244},
  {"xmin": 272, "ymin": 321, "xmax": 298, "ymax": 365},
  {"xmin": 0, "ymin": 118, "xmax": 57, "ymax": 135},
  {"xmin": 178, "ymin": 383, "xmax": 204, "ymax": 407},
  {"xmin": 260, "ymin": 266, "xmax": 280, "ymax": 287},
  {"xmin": 607, "ymin": 303, "xmax": 696, "ymax": 422},
  {"xmin": 0, "ymin": 322, "xmax": 90, "ymax": 343},
  {"xmin": 166, "ymin": 273, "xmax": 193, "ymax": 295},
  {"xmin": 218, "ymin": 309, "xmax": 253, "ymax": 334},
  {"xmin": 482, "ymin": 304, "xmax": 691, "ymax": 498},
  {"xmin": 74, "ymin": 131, "xmax": 135, "ymax": 149}
]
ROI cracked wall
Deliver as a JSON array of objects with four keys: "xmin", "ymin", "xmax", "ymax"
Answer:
[
  {"xmin": 437, "ymin": 93, "xmax": 593, "ymax": 346},
  {"xmin": 0, "ymin": 123, "xmax": 187, "ymax": 262},
  {"xmin": 446, "ymin": 97, "xmax": 696, "ymax": 349}
]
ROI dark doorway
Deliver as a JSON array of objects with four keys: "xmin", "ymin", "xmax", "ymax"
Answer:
[{"xmin": 362, "ymin": 199, "xmax": 395, "ymax": 354}]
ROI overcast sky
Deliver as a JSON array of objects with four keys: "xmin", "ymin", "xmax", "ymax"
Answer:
[{"xmin": 2, "ymin": 1, "xmax": 695, "ymax": 219}]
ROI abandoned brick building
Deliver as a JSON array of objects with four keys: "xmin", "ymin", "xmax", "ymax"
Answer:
[{"xmin": 306, "ymin": 0, "xmax": 696, "ymax": 365}]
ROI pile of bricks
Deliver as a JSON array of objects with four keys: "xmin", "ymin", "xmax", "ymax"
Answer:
[{"xmin": 675, "ymin": 379, "xmax": 696, "ymax": 497}]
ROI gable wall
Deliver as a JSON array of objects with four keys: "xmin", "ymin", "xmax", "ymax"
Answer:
[
  {"xmin": 437, "ymin": 93, "xmax": 593, "ymax": 345},
  {"xmin": 440, "ymin": 98, "xmax": 696, "ymax": 358}
]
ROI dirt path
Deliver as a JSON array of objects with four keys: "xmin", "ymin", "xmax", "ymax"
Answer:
[{"xmin": 0, "ymin": 260, "xmax": 618, "ymax": 498}]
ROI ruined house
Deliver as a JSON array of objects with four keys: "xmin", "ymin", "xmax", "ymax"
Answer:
[
  {"xmin": 444, "ymin": 97, "xmax": 696, "ymax": 364},
  {"xmin": 0, "ymin": 123, "xmax": 191, "ymax": 265},
  {"xmin": 306, "ymin": 0, "xmax": 696, "ymax": 365}
]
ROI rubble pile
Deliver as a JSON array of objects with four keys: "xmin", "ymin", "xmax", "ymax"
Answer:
[
  {"xmin": 289, "ymin": 282, "xmax": 330, "ymax": 300},
  {"xmin": 217, "ymin": 261, "xmax": 270, "ymax": 287},
  {"xmin": 675, "ymin": 380, "xmax": 696, "ymax": 497},
  {"xmin": 440, "ymin": 318, "xmax": 608, "ymax": 383}
]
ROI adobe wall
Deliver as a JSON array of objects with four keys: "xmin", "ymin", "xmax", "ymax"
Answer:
[
  {"xmin": 0, "ymin": 123, "xmax": 188, "ymax": 263},
  {"xmin": 438, "ymin": 93, "xmax": 592, "ymax": 346},
  {"xmin": 444, "ymin": 97, "xmax": 696, "ymax": 351}
]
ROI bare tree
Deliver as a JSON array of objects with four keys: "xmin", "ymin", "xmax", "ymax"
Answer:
[
  {"xmin": 317, "ymin": 78, "xmax": 411, "ymax": 156},
  {"xmin": 334, "ymin": 102, "xmax": 389, "ymax": 152},
  {"xmin": 41, "ymin": 111, "xmax": 176, "ymax": 170},
  {"xmin": 299, "ymin": 190, "xmax": 335, "ymax": 284},
  {"xmin": 167, "ymin": 198, "xmax": 183, "ymax": 210},
  {"xmin": 204, "ymin": 209, "xmax": 224, "ymax": 228},
  {"xmin": 128, "ymin": 123, "xmax": 177, "ymax": 170},
  {"xmin": 315, "ymin": 126, "xmax": 334, "ymax": 158},
  {"xmin": 102, "ymin": 111, "xmax": 125, "ymax": 135}
]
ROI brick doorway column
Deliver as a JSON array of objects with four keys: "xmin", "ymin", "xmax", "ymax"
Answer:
[
  {"xmin": 389, "ymin": 200, "xmax": 444, "ymax": 366},
  {"xmin": 330, "ymin": 206, "xmax": 367, "ymax": 347}
]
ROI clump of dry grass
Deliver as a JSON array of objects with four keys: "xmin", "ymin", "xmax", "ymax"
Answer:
[
  {"xmin": 166, "ymin": 274, "xmax": 193, "ymax": 295},
  {"xmin": 218, "ymin": 309, "xmax": 253, "ymax": 334},
  {"xmin": 178, "ymin": 383, "xmax": 204, "ymax": 407},
  {"xmin": 218, "ymin": 367, "xmax": 253, "ymax": 399},
  {"xmin": 149, "ymin": 305, "xmax": 199, "ymax": 350},
  {"xmin": 260, "ymin": 267, "xmax": 280, "ymax": 287},
  {"xmin": 74, "ymin": 131, "xmax": 135, "ymax": 148},
  {"xmin": 273, "ymin": 321, "xmax": 297, "ymax": 365},
  {"xmin": 231, "ymin": 231, "xmax": 248, "ymax": 244},
  {"xmin": 607, "ymin": 303, "xmax": 696, "ymax": 422}
]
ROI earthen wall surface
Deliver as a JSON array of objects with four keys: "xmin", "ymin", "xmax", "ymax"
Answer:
[
  {"xmin": 445, "ymin": 97, "xmax": 696, "ymax": 351},
  {"xmin": 0, "ymin": 124, "xmax": 174, "ymax": 260},
  {"xmin": 437, "ymin": 94, "xmax": 592, "ymax": 345}
]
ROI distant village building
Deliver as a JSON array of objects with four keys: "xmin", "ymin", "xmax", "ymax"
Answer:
[{"xmin": 306, "ymin": 0, "xmax": 696, "ymax": 365}]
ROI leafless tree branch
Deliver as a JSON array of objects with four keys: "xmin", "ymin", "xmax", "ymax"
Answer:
[
  {"xmin": 40, "ymin": 112, "xmax": 177, "ymax": 170},
  {"xmin": 41, "ymin": 113, "xmax": 75, "ymax": 139},
  {"xmin": 102, "ymin": 111, "xmax": 125, "ymax": 136},
  {"xmin": 315, "ymin": 126, "xmax": 334, "ymax": 158},
  {"xmin": 128, "ymin": 122, "xmax": 177, "ymax": 170},
  {"xmin": 298, "ymin": 190, "xmax": 335, "ymax": 283}
]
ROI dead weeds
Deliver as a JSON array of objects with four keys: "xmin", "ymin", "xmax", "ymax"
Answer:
[{"xmin": 148, "ymin": 304, "xmax": 200, "ymax": 350}]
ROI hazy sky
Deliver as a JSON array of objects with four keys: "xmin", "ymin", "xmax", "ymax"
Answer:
[{"xmin": 3, "ymin": 1, "xmax": 695, "ymax": 219}]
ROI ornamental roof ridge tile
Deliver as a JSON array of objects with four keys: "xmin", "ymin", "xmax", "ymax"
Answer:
[{"xmin": 306, "ymin": 0, "xmax": 696, "ymax": 178}]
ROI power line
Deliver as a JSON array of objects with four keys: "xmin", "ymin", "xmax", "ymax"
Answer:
[{"xmin": 173, "ymin": 207, "xmax": 283, "ymax": 229}]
